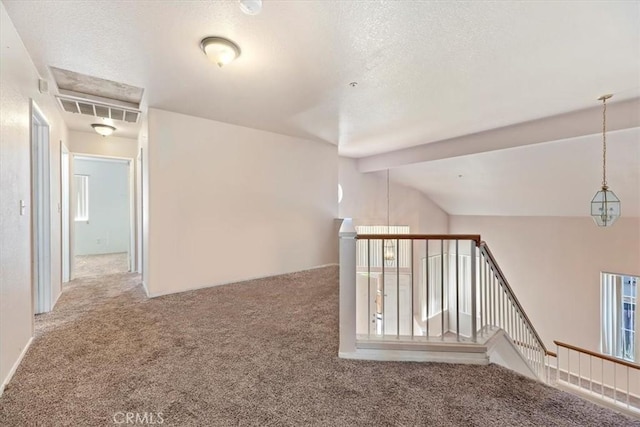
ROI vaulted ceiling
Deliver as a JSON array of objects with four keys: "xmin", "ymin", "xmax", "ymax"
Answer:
[{"xmin": 3, "ymin": 0, "xmax": 639, "ymax": 216}]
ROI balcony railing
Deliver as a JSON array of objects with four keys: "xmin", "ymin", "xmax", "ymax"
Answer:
[
  {"xmin": 339, "ymin": 219, "xmax": 550, "ymax": 380},
  {"xmin": 554, "ymin": 340, "xmax": 640, "ymax": 414}
]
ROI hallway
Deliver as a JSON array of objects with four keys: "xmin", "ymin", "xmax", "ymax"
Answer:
[{"xmin": 73, "ymin": 252, "xmax": 129, "ymax": 279}]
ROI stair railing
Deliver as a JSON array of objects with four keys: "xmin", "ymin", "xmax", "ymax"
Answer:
[
  {"xmin": 338, "ymin": 220, "xmax": 555, "ymax": 382},
  {"xmin": 478, "ymin": 242, "xmax": 552, "ymax": 380}
]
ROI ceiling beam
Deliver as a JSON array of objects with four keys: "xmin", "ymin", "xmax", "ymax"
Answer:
[{"xmin": 358, "ymin": 97, "xmax": 640, "ymax": 173}]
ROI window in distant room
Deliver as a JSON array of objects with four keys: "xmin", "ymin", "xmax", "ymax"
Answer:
[
  {"xmin": 74, "ymin": 174, "xmax": 89, "ymax": 222},
  {"xmin": 601, "ymin": 273, "xmax": 638, "ymax": 362}
]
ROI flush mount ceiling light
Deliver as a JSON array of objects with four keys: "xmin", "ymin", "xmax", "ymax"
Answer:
[
  {"xmin": 590, "ymin": 94, "xmax": 621, "ymax": 227},
  {"xmin": 91, "ymin": 123, "xmax": 116, "ymax": 137},
  {"xmin": 200, "ymin": 36, "xmax": 241, "ymax": 67},
  {"xmin": 239, "ymin": 0, "xmax": 262, "ymax": 15}
]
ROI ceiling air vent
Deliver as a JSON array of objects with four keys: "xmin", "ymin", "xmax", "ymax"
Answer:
[{"xmin": 56, "ymin": 95, "xmax": 141, "ymax": 123}]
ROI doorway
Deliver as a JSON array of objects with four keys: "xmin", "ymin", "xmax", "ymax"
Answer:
[
  {"xmin": 71, "ymin": 155, "xmax": 133, "ymax": 279},
  {"xmin": 31, "ymin": 101, "xmax": 52, "ymax": 314}
]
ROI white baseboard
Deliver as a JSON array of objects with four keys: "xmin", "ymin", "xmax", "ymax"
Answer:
[
  {"xmin": 0, "ymin": 337, "xmax": 33, "ymax": 397},
  {"xmin": 339, "ymin": 348, "xmax": 489, "ymax": 364}
]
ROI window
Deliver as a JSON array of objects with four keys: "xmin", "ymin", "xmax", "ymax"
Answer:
[
  {"xmin": 422, "ymin": 254, "xmax": 446, "ymax": 318},
  {"xmin": 74, "ymin": 175, "xmax": 89, "ymax": 221},
  {"xmin": 622, "ymin": 276, "xmax": 637, "ymax": 360},
  {"xmin": 601, "ymin": 273, "xmax": 638, "ymax": 362}
]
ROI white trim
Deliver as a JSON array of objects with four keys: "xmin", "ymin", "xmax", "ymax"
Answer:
[
  {"xmin": 73, "ymin": 154, "xmax": 131, "ymax": 163},
  {"xmin": 339, "ymin": 348, "xmax": 489, "ymax": 364},
  {"xmin": 141, "ymin": 281, "xmax": 149, "ymax": 297},
  {"xmin": 61, "ymin": 146, "xmax": 70, "ymax": 283},
  {"xmin": 486, "ymin": 329, "xmax": 539, "ymax": 380},
  {"xmin": 601, "ymin": 270, "xmax": 640, "ymax": 278},
  {"xmin": 51, "ymin": 287, "xmax": 62, "ymax": 310},
  {"xmin": 0, "ymin": 337, "xmax": 33, "ymax": 397},
  {"xmin": 128, "ymin": 159, "xmax": 135, "ymax": 272},
  {"xmin": 31, "ymin": 99, "xmax": 52, "ymax": 314},
  {"xmin": 146, "ymin": 264, "xmax": 338, "ymax": 298}
]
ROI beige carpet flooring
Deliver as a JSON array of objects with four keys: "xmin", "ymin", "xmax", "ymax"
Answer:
[
  {"xmin": 74, "ymin": 252, "xmax": 129, "ymax": 278},
  {"xmin": 1, "ymin": 267, "xmax": 638, "ymax": 426}
]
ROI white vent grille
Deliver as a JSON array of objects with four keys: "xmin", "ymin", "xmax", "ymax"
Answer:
[{"xmin": 56, "ymin": 95, "xmax": 140, "ymax": 123}]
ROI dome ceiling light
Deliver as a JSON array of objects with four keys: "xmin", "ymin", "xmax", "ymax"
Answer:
[
  {"xmin": 91, "ymin": 123, "xmax": 116, "ymax": 137},
  {"xmin": 200, "ymin": 36, "xmax": 241, "ymax": 67}
]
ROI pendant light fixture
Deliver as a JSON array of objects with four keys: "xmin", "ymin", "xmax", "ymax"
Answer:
[
  {"xmin": 383, "ymin": 169, "xmax": 396, "ymax": 266},
  {"xmin": 590, "ymin": 94, "xmax": 621, "ymax": 227}
]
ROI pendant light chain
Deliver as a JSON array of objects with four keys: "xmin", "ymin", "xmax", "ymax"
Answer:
[
  {"xmin": 386, "ymin": 169, "xmax": 390, "ymax": 232},
  {"xmin": 591, "ymin": 93, "xmax": 620, "ymax": 227},
  {"xmin": 602, "ymin": 97, "xmax": 607, "ymax": 188}
]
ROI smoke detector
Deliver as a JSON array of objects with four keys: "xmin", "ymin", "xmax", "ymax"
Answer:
[{"xmin": 239, "ymin": 0, "xmax": 262, "ymax": 15}]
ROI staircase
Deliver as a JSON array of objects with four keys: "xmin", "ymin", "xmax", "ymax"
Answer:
[{"xmin": 338, "ymin": 219, "xmax": 639, "ymax": 418}]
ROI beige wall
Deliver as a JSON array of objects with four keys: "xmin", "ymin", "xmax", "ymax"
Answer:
[
  {"xmin": 67, "ymin": 130, "xmax": 139, "ymax": 159},
  {"xmin": 450, "ymin": 215, "xmax": 640, "ymax": 353},
  {"xmin": 0, "ymin": 3, "xmax": 67, "ymax": 392},
  {"xmin": 145, "ymin": 108, "xmax": 338, "ymax": 296},
  {"xmin": 339, "ymin": 157, "xmax": 449, "ymax": 233}
]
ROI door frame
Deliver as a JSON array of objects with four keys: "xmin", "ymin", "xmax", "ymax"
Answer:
[
  {"xmin": 69, "ymin": 154, "xmax": 135, "ymax": 277},
  {"xmin": 30, "ymin": 100, "xmax": 52, "ymax": 314},
  {"xmin": 61, "ymin": 145, "xmax": 70, "ymax": 283}
]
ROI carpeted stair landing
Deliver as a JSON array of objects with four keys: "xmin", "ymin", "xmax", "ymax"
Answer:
[{"xmin": 0, "ymin": 267, "xmax": 637, "ymax": 426}]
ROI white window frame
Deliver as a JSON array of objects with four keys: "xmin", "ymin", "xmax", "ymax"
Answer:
[
  {"xmin": 74, "ymin": 174, "xmax": 89, "ymax": 222},
  {"xmin": 601, "ymin": 272, "xmax": 638, "ymax": 362}
]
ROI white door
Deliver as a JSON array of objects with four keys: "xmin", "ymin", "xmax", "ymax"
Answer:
[{"xmin": 383, "ymin": 273, "xmax": 413, "ymax": 336}]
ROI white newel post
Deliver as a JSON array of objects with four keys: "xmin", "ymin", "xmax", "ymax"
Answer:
[{"xmin": 339, "ymin": 218, "xmax": 357, "ymax": 357}]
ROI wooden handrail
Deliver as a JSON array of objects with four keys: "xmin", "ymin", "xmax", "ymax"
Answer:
[
  {"xmin": 357, "ymin": 234, "xmax": 481, "ymax": 245},
  {"xmin": 546, "ymin": 350, "xmax": 557, "ymax": 358},
  {"xmin": 554, "ymin": 340, "xmax": 640, "ymax": 371}
]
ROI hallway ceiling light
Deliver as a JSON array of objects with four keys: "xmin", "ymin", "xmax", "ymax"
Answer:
[
  {"xmin": 590, "ymin": 94, "xmax": 620, "ymax": 227},
  {"xmin": 200, "ymin": 36, "xmax": 241, "ymax": 67},
  {"xmin": 91, "ymin": 123, "xmax": 116, "ymax": 137},
  {"xmin": 239, "ymin": 0, "xmax": 262, "ymax": 16}
]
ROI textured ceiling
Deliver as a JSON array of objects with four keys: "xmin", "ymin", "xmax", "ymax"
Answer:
[
  {"xmin": 390, "ymin": 128, "xmax": 640, "ymax": 217},
  {"xmin": 3, "ymin": 0, "xmax": 639, "ymax": 156},
  {"xmin": 3, "ymin": 0, "xmax": 639, "ymax": 217}
]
